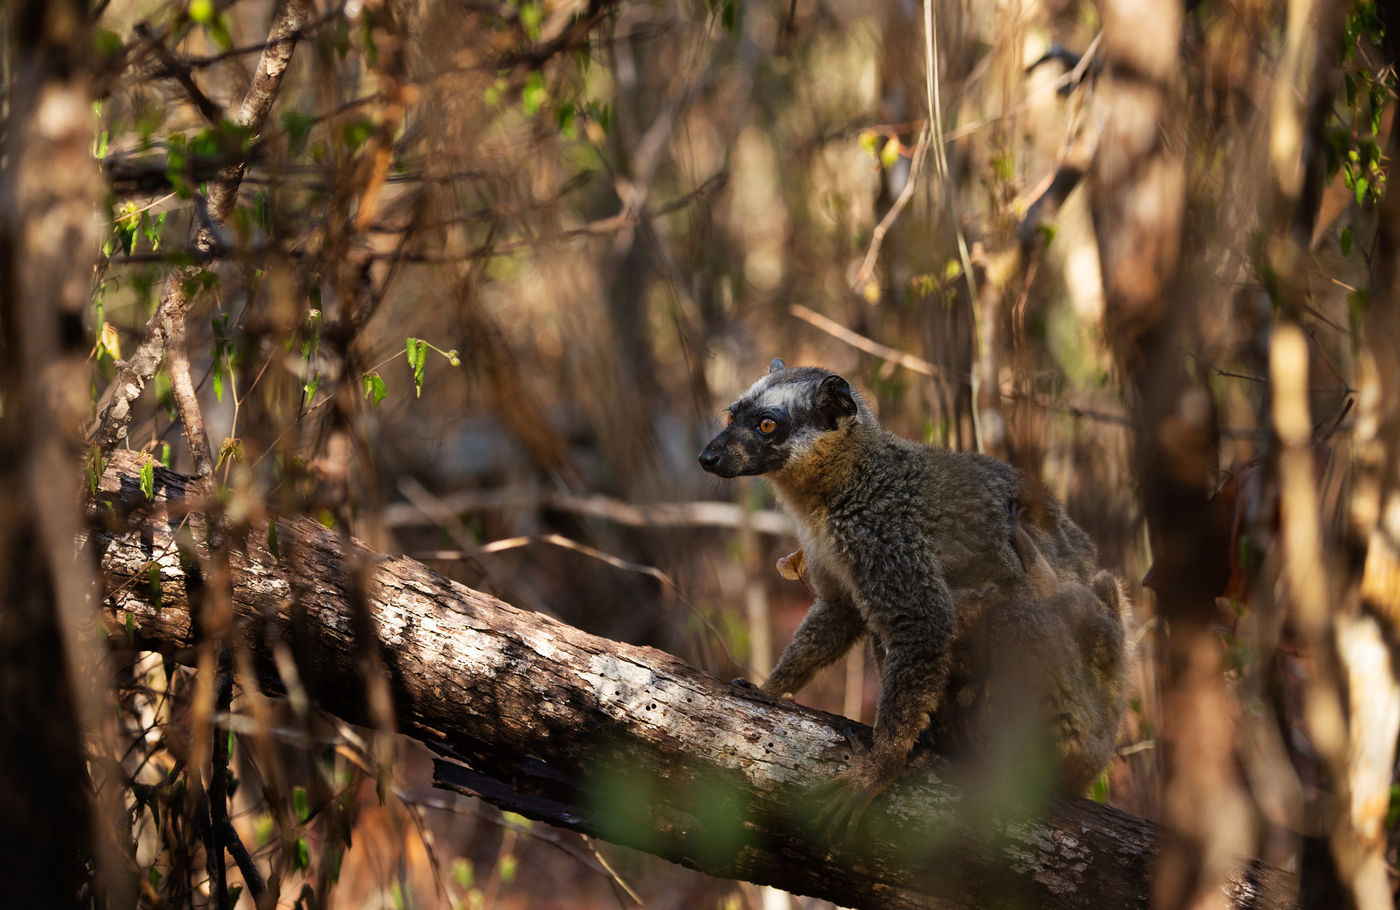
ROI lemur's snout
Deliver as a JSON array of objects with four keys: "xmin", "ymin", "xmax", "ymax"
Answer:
[{"xmin": 698, "ymin": 449, "xmax": 722, "ymax": 473}]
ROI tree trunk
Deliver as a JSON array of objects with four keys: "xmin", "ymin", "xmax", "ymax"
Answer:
[
  {"xmin": 0, "ymin": 1, "xmax": 118, "ymax": 904},
  {"xmin": 91, "ymin": 450, "xmax": 1298, "ymax": 909}
]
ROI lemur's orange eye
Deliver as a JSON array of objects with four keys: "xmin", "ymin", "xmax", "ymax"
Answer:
[
  {"xmin": 759, "ymin": 418, "xmax": 777, "ymax": 435},
  {"xmin": 723, "ymin": 410, "xmax": 734, "ymax": 425}
]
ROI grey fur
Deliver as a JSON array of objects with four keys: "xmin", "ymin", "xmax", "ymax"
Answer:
[{"xmin": 699, "ymin": 363, "xmax": 1129, "ymax": 820}]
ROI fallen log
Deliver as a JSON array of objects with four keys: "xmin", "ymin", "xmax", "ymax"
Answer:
[{"xmin": 89, "ymin": 451, "xmax": 1297, "ymax": 908}]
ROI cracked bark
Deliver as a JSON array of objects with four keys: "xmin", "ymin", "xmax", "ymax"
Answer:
[{"xmin": 90, "ymin": 451, "xmax": 1299, "ymax": 909}]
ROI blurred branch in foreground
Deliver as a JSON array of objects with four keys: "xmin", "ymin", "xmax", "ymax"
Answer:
[{"xmin": 91, "ymin": 454, "xmax": 1298, "ymax": 910}]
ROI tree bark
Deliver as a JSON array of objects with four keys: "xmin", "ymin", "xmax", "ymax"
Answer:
[
  {"xmin": 0, "ymin": 1, "xmax": 121, "ymax": 904},
  {"xmin": 1088, "ymin": 2, "xmax": 1252, "ymax": 908},
  {"xmin": 91, "ymin": 451, "xmax": 1298, "ymax": 909}
]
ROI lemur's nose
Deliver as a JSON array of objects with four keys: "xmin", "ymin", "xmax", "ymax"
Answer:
[{"xmin": 698, "ymin": 450, "xmax": 721, "ymax": 472}]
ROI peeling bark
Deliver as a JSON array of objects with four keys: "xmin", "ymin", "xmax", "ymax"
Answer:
[{"xmin": 91, "ymin": 451, "xmax": 1298, "ymax": 909}]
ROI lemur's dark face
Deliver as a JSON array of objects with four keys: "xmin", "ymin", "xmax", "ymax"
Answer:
[{"xmin": 698, "ymin": 360, "xmax": 857, "ymax": 478}]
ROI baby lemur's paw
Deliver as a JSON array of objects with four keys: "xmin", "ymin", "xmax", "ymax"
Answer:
[{"xmin": 775, "ymin": 549, "xmax": 807, "ymax": 582}]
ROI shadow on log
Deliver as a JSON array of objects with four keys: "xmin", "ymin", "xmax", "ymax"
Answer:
[{"xmin": 89, "ymin": 451, "xmax": 1297, "ymax": 909}]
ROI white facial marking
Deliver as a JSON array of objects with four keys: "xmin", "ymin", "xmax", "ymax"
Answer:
[{"xmin": 739, "ymin": 375, "xmax": 808, "ymax": 413}]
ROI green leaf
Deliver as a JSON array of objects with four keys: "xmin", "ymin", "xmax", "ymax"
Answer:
[
  {"xmin": 294, "ymin": 837, "xmax": 310, "ymax": 871},
  {"xmin": 362, "ymin": 372, "xmax": 388, "ymax": 407},
  {"xmin": 484, "ymin": 77, "xmax": 507, "ymax": 107},
  {"xmin": 1356, "ymin": 175, "xmax": 1370, "ymax": 205},
  {"xmin": 717, "ymin": 0, "xmax": 740, "ymax": 33},
  {"xmin": 556, "ymin": 101, "xmax": 577, "ymax": 138},
  {"xmin": 189, "ymin": 127, "xmax": 219, "ymax": 158},
  {"xmin": 217, "ymin": 438, "xmax": 244, "ymax": 470},
  {"xmin": 144, "ymin": 211, "xmax": 166, "ymax": 251},
  {"xmin": 86, "ymin": 446, "xmax": 106, "ymax": 496},
  {"xmin": 1341, "ymin": 225, "xmax": 1353, "ymax": 257},
  {"xmin": 359, "ymin": 15, "xmax": 379, "ymax": 65},
  {"xmin": 294, "ymin": 786, "xmax": 309, "ymax": 821},
  {"xmin": 406, "ymin": 337, "xmax": 427, "ymax": 397},
  {"xmin": 213, "ymin": 361, "xmax": 225, "ymax": 403},
  {"xmin": 520, "ymin": 2, "xmax": 542, "ymax": 40},
  {"xmin": 304, "ymin": 373, "xmax": 320, "ymax": 406},
  {"xmin": 208, "ymin": 13, "xmax": 233, "ymax": 51},
  {"xmin": 879, "ymin": 137, "xmax": 901, "ymax": 170},
  {"xmin": 189, "ymin": 0, "xmax": 214, "ymax": 22},
  {"xmin": 522, "ymin": 71, "xmax": 547, "ymax": 117},
  {"xmin": 94, "ymin": 28, "xmax": 123, "ymax": 58},
  {"xmin": 155, "ymin": 369, "xmax": 176, "ymax": 418},
  {"xmin": 340, "ymin": 118, "xmax": 376, "ymax": 152},
  {"xmin": 1090, "ymin": 770, "xmax": 1110, "ymax": 803},
  {"xmin": 254, "ymin": 815, "xmax": 275, "ymax": 846},
  {"xmin": 281, "ymin": 110, "xmax": 317, "ymax": 157},
  {"xmin": 139, "ymin": 459, "xmax": 155, "ymax": 500},
  {"xmin": 114, "ymin": 200, "xmax": 140, "ymax": 255}
]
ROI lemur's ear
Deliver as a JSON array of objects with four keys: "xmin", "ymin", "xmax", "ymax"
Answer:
[
  {"xmin": 815, "ymin": 373, "xmax": 857, "ymax": 428},
  {"xmin": 768, "ymin": 357, "xmax": 786, "ymax": 373}
]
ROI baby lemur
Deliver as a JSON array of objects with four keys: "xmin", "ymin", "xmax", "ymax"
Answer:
[
  {"xmin": 944, "ymin": 517, "xmax": 1128, "ymax": 794},
  {"xmin": 699, "ymin": 359, "xmax": 1127, "ymax": 827}
]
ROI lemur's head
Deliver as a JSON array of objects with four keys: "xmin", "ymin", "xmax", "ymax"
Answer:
[{"xmin": 698, "ymin": 358, "xmax": 866, "ymax": 478}]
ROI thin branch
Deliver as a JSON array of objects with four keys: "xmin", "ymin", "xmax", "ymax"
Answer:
[
  {"xmin": 133, "ymin": 23, "xmax": 225, "ymax": 126},
  {"xmin": 98, "ymin": 171, "xmax": 729, "ymax": 267},
  {"xmin": 90, "ymin": 0, "xmax": 314, "ymax": 469},
  {"xmin": 851, "ymin": 134, "xmax": 930, "ymax": 292},
  {"xmin": 382, "ymin": 485, "xmax": 794, "ymax": 537},
  {"xmin": 790, "ymin": 303, "xmax": 947, "ymax": 379}
]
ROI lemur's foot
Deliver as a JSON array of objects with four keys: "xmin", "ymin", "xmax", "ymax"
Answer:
[
  {"xmin": 813, "ymin": 759, "xmax": 895, "ymax": 841},
  {"xmin": 812, "ymin": 727, "xmax": 897, "ymax": 841}
]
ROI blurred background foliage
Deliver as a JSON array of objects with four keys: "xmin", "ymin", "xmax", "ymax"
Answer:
[{"xmin": 32, "ymin": 0, "xmax": 1399, "ymax": 904}]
